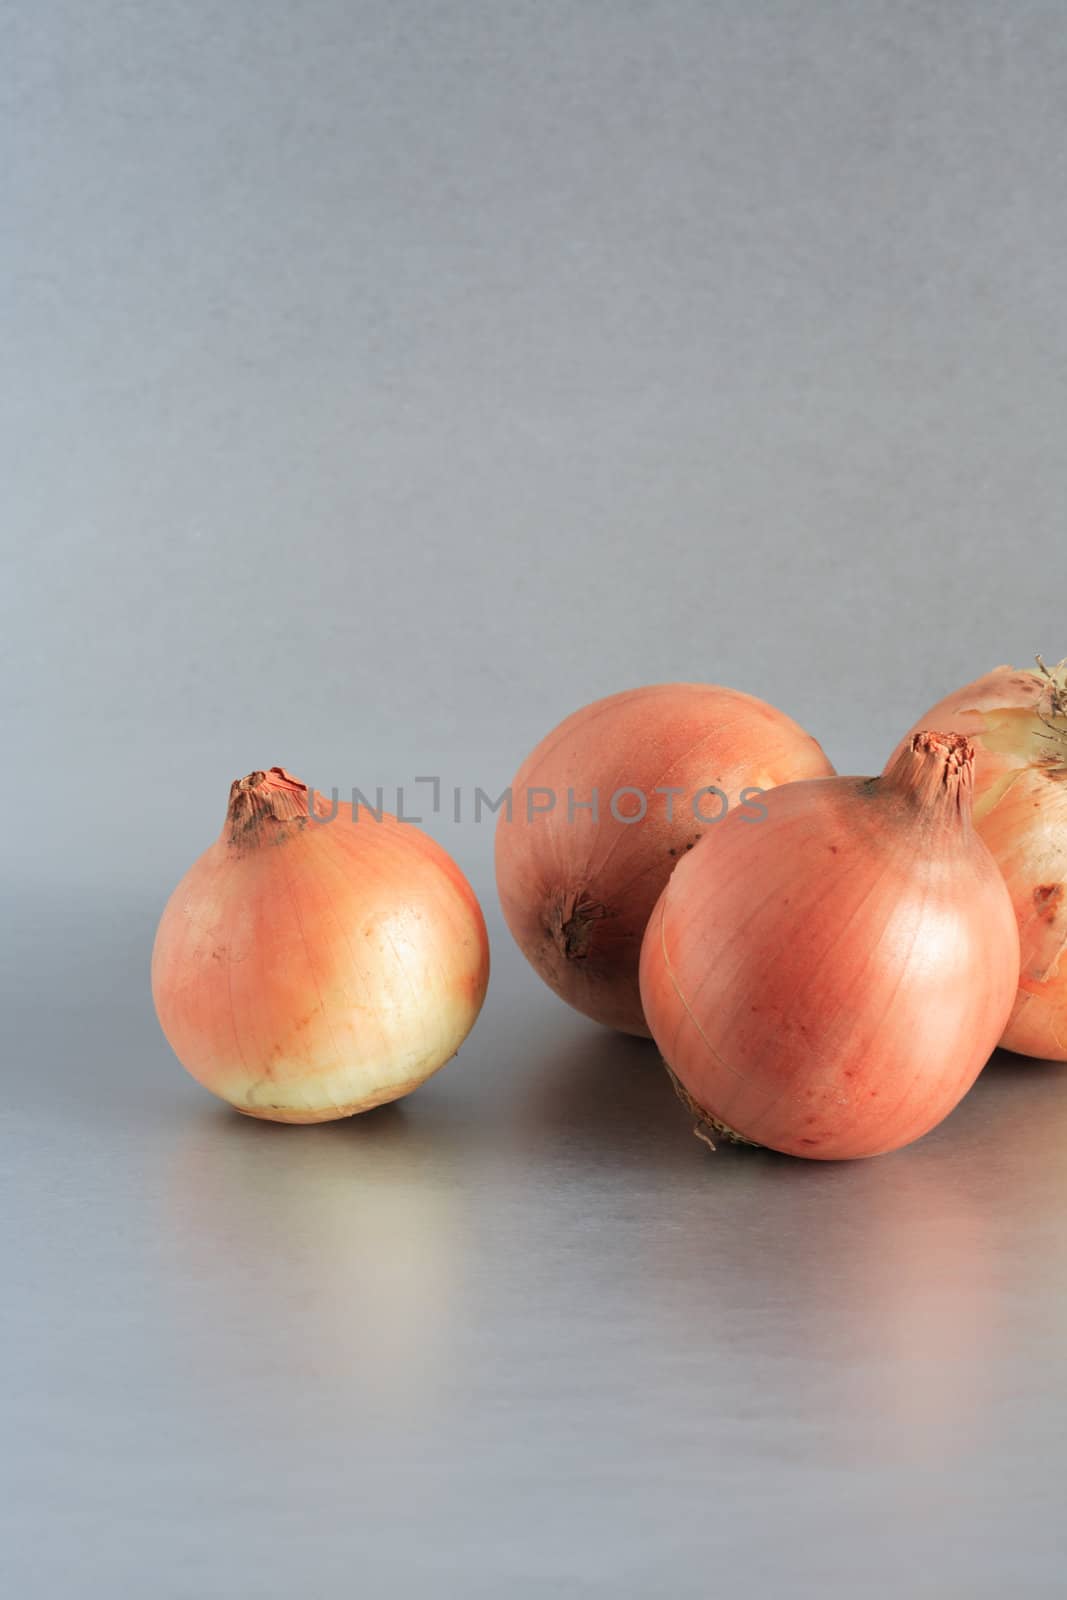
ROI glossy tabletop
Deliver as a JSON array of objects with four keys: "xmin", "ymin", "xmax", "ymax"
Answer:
[{"xmin": 6, "ymin": 894, "xmax": 1067, "ymax": 1597}]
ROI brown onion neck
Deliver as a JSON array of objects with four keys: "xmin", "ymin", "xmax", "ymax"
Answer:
[
  {"xmin": 1035, "ymin": 656, "xmax": 1067, "ymax": 768},
  {"xmin": 1036, "ymin": 655, "xmax": 1067, "ymax": 716},
  {"xmin": 879, "ymin": 731, "xmax": 976, "ymax": 823},
  {"xmin": 226, "ymin": 767, "xmax": 312, "ymax": 848}
]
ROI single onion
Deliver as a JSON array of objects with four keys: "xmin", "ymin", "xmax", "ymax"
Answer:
[
  {"xmin": 495, "ymin": 683, "xmax": 832, "ymax": 1034},
  {"xmin": 152, "ymin": 767, "xmax": 490, "ymax": 1122},
  {"xmin": 901, "ymin": 659, "xmax": 1067, "ymax": 1059},
  {"xmin": 639, "ymin": 733, "xmax": 1019, "ymax": 1160}
]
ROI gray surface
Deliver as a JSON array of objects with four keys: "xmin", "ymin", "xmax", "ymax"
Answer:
[{"xmin": 5, "ymin": 2, "xmax": 1067, "ymax": 1593}]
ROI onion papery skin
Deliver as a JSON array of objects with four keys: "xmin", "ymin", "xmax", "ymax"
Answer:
[
  {"xmin": 495, "ymin": 684, "xmax": 833, "ymax": 1035},
  {"xmin": 152, "ymin": 768, "xmax": 490, "ymax": 1122},
  {"xmin": 901, "ymin": 662, "xmax": 1067, "ymax": 1059},
  {"xmin": 639, "ymin": 734, "xmax": 1019, "ymax": 1160}
]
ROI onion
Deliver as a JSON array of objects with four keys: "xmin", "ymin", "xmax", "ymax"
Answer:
[
  {"xmin": 152, "ymin": 768, "xmax": 490, "ymax": 1122},
  {"xmin": 639, "ymin": 733, "xmax": 1019, "ymax": 1159},
  {"xmin": 495, "ymin": 683, "xmax": 833, "ymax": 1034},
  {"xmin": 901, "ymin": 660, "xmax": 1067, "ymax": 1059}
]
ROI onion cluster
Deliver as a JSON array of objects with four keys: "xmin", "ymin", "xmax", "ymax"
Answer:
[{"xmin": 153, "ymin": 660, "xmax": 1059, "ymax": 1156}]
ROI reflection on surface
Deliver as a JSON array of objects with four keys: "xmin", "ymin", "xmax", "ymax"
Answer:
[
  {"xmin": 632, "ymin": 1048, "xmax": 1067, "ymax": 1470},
  {"xmin": 163, "ymin": 1101, "xmax": 468, "ymax": 1418},
  {"xmin": 150, "ymin": 1018, "xmax": 1067, "ymax": 1560},
  {"xmin": 507, "ymin": 1029, "xmax": 1067, "ymax": 1483}
]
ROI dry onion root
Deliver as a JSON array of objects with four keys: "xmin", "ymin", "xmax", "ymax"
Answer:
[
  {"xmin": 495, "ymin": 683, "xmax": 833, "ymax": 1035},
  {"xmin": 900, "ymin": 659, "xmax": 1067, "ymax": 1059},
  {"xmin": 152, "ymin": 768, "xmax": 490, "ymax": 1122},
  {"xmin": 639, "ymin": 733, "xmax": 1020, "ymax": 1160}
]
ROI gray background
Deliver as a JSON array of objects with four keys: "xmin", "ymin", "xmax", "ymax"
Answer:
[{"xmin": 5, "ymin": 2, "xmax": 1067, "ymax": 1593}]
